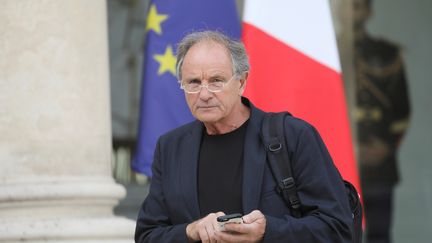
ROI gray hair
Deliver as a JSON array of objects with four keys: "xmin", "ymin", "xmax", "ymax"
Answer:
[{"xmin": 175, "ymin": 31, "xmax": 250, "ymax": 80}]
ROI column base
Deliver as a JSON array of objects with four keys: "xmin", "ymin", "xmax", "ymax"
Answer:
[
  {"xmin": 0, "ymin": 217, "xmax": 135, "ymax": 242},
  {"xmin": 0, "ymin": 176, "xmax": 136, "ymax": 242}
]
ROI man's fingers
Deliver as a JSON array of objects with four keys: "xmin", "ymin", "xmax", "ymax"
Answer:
[
  {"xmin": 242, "ymin": 210, "xmax": 264, "ymax": 224},
  {"xmin": 215, "ymin": 229, "xmax": 241, "ymax": 242},
  {"xmin": 198, "ymin": 227, "xmax": 210, "ymax": 243},
  {"xmin": 197, "ymin": 212, "xmax": 225, "ymax": 243},
  {"xmin": 206, "ymin": 226, "xmax": 217, "ymax": 243},
  {"xmin": 223, "ymin": 221, "xmax": 247, "ymax": 233},
  {"xmin": 213, "ymin": 211, "xmax": 225, "ymax": 232}
]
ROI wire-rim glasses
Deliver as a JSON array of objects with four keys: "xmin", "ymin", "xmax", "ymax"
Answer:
[{"xmin": 180, "ymin": 75, "xmax": 237, "ymax": 94}]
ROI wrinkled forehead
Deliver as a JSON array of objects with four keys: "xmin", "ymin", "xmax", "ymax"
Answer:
[
  {"xmin": 181, "ymin": 41, "xmax": 233, "ymax": 73},
  {"xmin": 184, "ymin": 40, "xmax": 231, "ymax": 61}
]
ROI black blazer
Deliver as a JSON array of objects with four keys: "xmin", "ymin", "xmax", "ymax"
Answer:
[{"xmin": 135, "ymin": 98, "xmax": 352, "ymax": 242}]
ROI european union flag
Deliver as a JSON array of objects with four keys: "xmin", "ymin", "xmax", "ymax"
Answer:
[{"xmin": 132, "ymin": 0, "xmax": 241, "ymax": 177}]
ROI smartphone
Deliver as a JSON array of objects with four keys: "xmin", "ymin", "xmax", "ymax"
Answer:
[{"xmin": 217, "ymin": 213, "xmax": 243, "ymax": 229}]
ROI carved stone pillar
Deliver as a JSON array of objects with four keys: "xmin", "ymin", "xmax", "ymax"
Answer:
[{"xmin": 0, "ymin": 0, "xmax": 134, "ymax": 241}]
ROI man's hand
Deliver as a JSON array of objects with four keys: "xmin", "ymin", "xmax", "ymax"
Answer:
[
  {"xmin": 215, "ymin": 210, "xmax": 266, "ymax": 243},
  {"xmin": 186, "ymin": 212, "xmax": 225, "ymax": 243}
]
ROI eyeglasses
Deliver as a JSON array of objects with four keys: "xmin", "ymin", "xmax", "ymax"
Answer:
[{"xmin": 180, "ymin": 75, "xmax": 237, "ymax": 94}]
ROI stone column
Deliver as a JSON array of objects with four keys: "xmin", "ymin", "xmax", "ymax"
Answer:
[
  {"xmin": 329, "ymin": 0, "xmax": 358, "ymax": 159},
  {"xmin": 0, "ymin": 0, "xmax": 135, "ymax": 242}
]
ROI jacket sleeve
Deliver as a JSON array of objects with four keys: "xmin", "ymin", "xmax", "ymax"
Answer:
[
  {"xmin": 262, "ymin": 119, "xmax": 353, "ymax": 243},
  {"xmin": 135, "ymin": 139, "xmax": 189, "ymax": 243}
]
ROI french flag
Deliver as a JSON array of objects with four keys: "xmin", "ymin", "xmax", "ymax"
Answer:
[{"xmin": 242, "ymin": 0, "xmax": 361, "ymax": 191}]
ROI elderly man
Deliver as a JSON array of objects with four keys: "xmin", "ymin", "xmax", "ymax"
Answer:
[{"xmin": 135, "ymin": 31, "xmax": 352, "ymax": 242}]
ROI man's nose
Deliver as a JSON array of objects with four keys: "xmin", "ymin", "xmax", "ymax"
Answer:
[{"xmin": 198, "ymin": 85, "xmax": 213, "ymax": 100}]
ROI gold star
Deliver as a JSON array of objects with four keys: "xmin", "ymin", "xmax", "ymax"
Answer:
[
  {"xmin": 145, "ymin": 4, "xmax": 168, "ymax": 35},
  {"xmin": 153, "ymin": 45, "xmax": 176, "ymax": 76}
]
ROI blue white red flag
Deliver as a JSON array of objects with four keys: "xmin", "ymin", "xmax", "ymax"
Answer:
[{"xmin": 242, "ymin": 0, "xmax": 361, "ymax": 191}]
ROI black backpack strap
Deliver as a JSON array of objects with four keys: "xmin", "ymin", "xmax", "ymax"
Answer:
[{"xmin": 261, "ymin": 112, "xmax": 302, "ymax": 218}]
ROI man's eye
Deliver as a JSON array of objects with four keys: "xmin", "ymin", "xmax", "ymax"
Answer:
[
  {"xmin": 210, "ymin": 78, "xmax": 224, "ymax": 83},
  {"xmin": 187, "ymin": 79, "xmax": 201, "ymax": 85}
]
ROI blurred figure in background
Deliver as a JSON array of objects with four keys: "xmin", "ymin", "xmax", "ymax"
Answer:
[{"xmin": 353, "ymin": 0, "xmax": 411, "ymax": 242}]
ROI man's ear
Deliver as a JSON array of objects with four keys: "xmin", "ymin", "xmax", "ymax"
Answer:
[{"xmin": 238, "ymin": 72, "xmax": 249, "ymax": 95}]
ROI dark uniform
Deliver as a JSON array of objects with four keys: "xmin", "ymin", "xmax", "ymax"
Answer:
[{"xmin": 355, "ymin": 35, "xmax": 411, "ymax": 243}]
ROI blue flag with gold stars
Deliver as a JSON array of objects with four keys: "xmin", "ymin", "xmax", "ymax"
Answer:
[{"xmin": 132, "ymin": 0, "xmax": 241, "ymax": 177}]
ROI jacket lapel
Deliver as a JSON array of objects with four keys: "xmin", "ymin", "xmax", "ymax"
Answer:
[
  {"xmin": 179, "ymin": 121, "xmax": 203, "ymax": 220},
  {"xmin": 242, "ymin": 105, "xmax": 267, "ymax": 213}
]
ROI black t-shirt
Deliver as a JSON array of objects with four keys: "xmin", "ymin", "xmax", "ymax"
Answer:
[{"xmin": 198, "ymin": 120, "xmax": 249, "ymax": 217}]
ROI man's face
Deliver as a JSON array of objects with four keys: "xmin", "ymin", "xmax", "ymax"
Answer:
[{"xmin": 180, "ymin": 41, "xmax": 245, "ymax": 124}]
